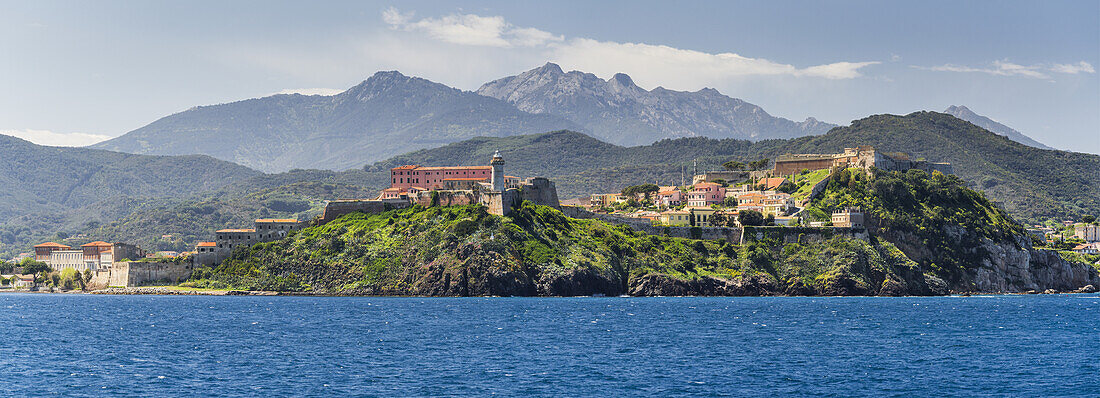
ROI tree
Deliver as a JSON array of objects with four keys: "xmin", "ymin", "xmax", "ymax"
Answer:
[
  {"xmin": 622, "ymin": 184, "xmax": 660, "ymax": 200},
  {"xmin": 20, "ymin": 259, "xmax": 49, "ymax": 276},
  {"xmin": 0, "ymin": 260, "xmax": 13, "ymax": 273},
  {"xmin": 1083, "ymin": 215, "xmax": 1097, "ymax": 224},
  {"xmin": 748, "ymin": 159, "xmax": 770, "ymax": 171},
  {"xmin": 738, "ymin": 210, "xmax": 765, "ymax": 226},
  {"xmin": 765, "ymin": 214, "xmax": 776, "ymax": 226},
  {"xmin": 776, "ymin": 180, "xmax": 797, "ymax": 194},
  {"xmin": 711, "ymin": 179, "xmax": 728, "ymax": 187},
  {"xmin": 722, "ymin": 160, "xmax": 745, "ymax": 171}
]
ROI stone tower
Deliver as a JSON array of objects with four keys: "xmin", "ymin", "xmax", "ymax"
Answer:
[{"xmin": 490, "ymin": 150, "xmax": 505, "ymax": 192}]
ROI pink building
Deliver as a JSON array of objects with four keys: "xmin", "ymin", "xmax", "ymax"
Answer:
[
  {"xmin": 686, "ymin": 182, "xmax": 725, "ymax": 207},
  {"xmin": 656, "ymin": 190, "xmax": 684, "ymax": 207},
  {"xmin": 390, "ymin": 165, "xmax": 493, "ymax": 191}
]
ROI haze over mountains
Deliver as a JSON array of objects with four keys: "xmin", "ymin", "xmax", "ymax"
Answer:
[
  {"xmin": 93, "ymin": 64, "xmax": 844, "ymax": 172},
  {"xmin": 477, "ymin": 63, "xmax": 836, "ymax": 146},
  {"xmin": 943, "ymin": 105, "xmax": 1053, "ymax": 150},
  {"xmin": 92, "ymin": 71, "xmax": 579, "ymax": 172}
]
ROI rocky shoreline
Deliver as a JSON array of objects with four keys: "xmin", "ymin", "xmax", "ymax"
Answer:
[{"xmin": 4, "ymin": 283, "xmax": 1096, "ymax": 297}]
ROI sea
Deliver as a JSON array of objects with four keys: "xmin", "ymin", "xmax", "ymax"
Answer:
[{"xmin": 0, "ymin": 293, "xmax": 1097, "ymax": 397}]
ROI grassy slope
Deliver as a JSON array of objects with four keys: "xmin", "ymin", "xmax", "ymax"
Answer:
[{"xmin": 199, "ymin": 202, "xmax": 939, "ymax": 296}]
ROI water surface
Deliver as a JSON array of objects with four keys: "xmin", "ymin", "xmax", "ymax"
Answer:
[{"xmin": 1, "ymin": 294, "xmax": 1097, "ymax": 396}]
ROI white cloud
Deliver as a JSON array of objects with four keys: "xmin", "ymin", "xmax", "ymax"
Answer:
[
  {"xmin": 383, "ymin": 7, "xmax": 562, "ymax": 48},
  {"xmin": 551, "ymin": 39, "xmax": 878, "ymax": 84},
  {"xmin": 273, "ymin": 88, "xmax": 343, "ymax": 96},
  {"xmin": 916, "ymin": 60, "xmax": 1095, "ymax": 79},
  {"xmin": 379, "ymin": 8, "xmax": 877, "ymax": 82},
  {"xmin": 1051, "ymin": 61, "xmax": 1095, "ymax": 74},
  {"xmin": 0, "ymin": 129, "xmax": 112, "ymax": 147}
]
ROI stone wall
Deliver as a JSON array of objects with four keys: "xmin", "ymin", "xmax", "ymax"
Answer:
[
  {"xmin": 560, "ymin": 206, "xmax": 743, "ymax": 242},
  {"xmin": 88, "ymin": 261, "xmax": 193, "ymax": 288},
  {"xmin": 740, "ymin": 226, "xmax": 868, "ymax": 245},
  {"xmin": 320, "ymin": 199, "xmax": 411, "ymax": 224},
  {"xmin": 521, "ymin": 178, "xmax": 560, "ymax": 209}
]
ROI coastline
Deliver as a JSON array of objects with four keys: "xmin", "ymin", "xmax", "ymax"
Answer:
[{"xmin": 2, "ymin": 284, "xmax": 1095, "ymax": 297}]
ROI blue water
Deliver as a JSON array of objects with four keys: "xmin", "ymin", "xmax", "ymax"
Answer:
[{"xmin": 1, "ymin": 294, "xmax": 1097, "ymax": 397}]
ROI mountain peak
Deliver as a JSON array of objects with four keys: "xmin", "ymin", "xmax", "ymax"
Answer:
[
  {"xmin": 945, "ymin": 105, "xmax": 974, "ymax": 115},
  {"xmin": 609, "ymin": 73, "xmax": 637, "ymax": 88},
  {"xmin": 536, "ymin": 62, "xmax": 564, "ymax": 75},
  {"xmin": 942, "ymin": 105, "xmax": 1052, "ymax": 150}
]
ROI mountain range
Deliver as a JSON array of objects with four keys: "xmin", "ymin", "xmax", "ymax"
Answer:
[
  {"xmin": 2, "ymin": 110, "xmax": 1096, "ymax": 259},
  {"xmin": 93, "ymin": 64, "xmax": 841, "ymax": 172},
  {"xmin": 943, "ymin": 105, "xmax": 1052, "ymax": 150},
  {"xmin": 477, "ymin": 63, "xmax": 836, "ymax": 146},
  {"xmin": 92, "ymin": 71, "xmax": 579, "ymax": 172}
]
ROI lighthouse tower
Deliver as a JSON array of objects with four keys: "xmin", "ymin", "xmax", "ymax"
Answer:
[{"xmin": 490, "ymin": 151, "xmax": 505, "ymax": 192}]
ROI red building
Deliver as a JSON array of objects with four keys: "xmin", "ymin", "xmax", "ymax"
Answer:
[
  {"xmin": 33, "ymin": 242, "xmax": 71, "ymax": 262},
  {"xmin": 390, "ymin": 165, "xmax": 493, "ymax": 191}
]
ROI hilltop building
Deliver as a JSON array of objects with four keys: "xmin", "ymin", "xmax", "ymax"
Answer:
[
  {"xmin": 686, "ymin": 182, "xmax": 725, "ymax": 207},
  {"xmin": 1074, "ymin": 223, "xmax": 1099, "ymax": 242},
  {"xmin": 372, "ymin": 152, "xmax": 558, "ymax": 217},
  {"xmin": 773, "ymin": 146, "xmax": 953, "ymax": 176},
  {"xmin": 33, "ymin": 241, "xmax": 144, "ymax": 272},
  {"xmin": 386, "ymin": 163, "xmax": 520, "ymax": 200},
  {"xmin": 831, "ymin": 207, "xmax": 865, "ymax": 228}
]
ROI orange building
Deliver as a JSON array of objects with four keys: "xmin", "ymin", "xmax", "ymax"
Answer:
[{"xmin": 33, "ymin": 242, "xmax": 71, "ymax": 262}]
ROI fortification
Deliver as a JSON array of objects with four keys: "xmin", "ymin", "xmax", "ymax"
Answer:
[
  {"xmin": 773, "ymin": 146, "xmax": 952, "ymax": 176},
  {"xmin": 319, "ymin": 199, "xmax": 411, "ymax": 224},
  {"xmin": 88, "ymin": 260, "xmax": 193, "ymax": 288}
]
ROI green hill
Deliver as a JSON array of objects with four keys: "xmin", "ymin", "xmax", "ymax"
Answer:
[
  {"xmin": 364, "ymin": 112, "xmax": 1099, "ymax": 222},
  {"xmin": 196, "ymin": 202, "xmax": 944, "ymax": 296},
  {"xmin": 192, "ymin": 168, "xmax": 1098, "ymax": 296}
]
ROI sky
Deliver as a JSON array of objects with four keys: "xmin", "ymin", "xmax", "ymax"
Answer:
[{"xmin": 1, "ymin": 1, "xmax": 1097, "ymax": 153}]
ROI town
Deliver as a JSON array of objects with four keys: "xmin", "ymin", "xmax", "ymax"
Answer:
[{"xmin": 3, "ymin": 146, "xmax": 1098, "ymax": 291}]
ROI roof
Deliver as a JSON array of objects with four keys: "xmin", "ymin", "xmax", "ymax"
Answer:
[
  {"xmin": 382, "ymin": 187, "xmax": 403, "ymax": 192},
  {"xmin": 80, "ymin": 241, "xmax": 112, "ymax": 247},
  {"xmin": 760, "ymin": 178, "xmax": 788, "ymax": 189},
  {"xmin": 215, "ymin": 229, "xmax": 256, "ymax": 233},
  {"xmin": 34, "ymin": 242, "xmax": 71, "ymax": 249},
  {"xmin": 196, "ymin": 242, "xmax": 217, "ymax": 247},
  {"xmin": 392, "ymin": 165, "xmax": 419, "ymax": 170},
  {"xmin": 414, "ymin": 166, "xmax": 491, "ymax": 171},
  {"xmin": 255, "ymin": 219, "xmax": 298, "ymax": 223},
  {"xmin": 657, "ymin": 190, "xmax": 680, "ymax": 195}
]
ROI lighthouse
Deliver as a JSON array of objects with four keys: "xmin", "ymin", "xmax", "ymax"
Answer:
[{"xmin": 490, "ymin": 150, "xmax": 505, "ymax": 192}]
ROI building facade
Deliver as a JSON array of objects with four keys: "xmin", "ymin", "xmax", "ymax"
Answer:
[
  {"xmin": 831, "ymin": 207, "xmax": 865, "ymax": 228},
  {"xmin": 1074, "ymin": 223, "xmax": 1099, "ymax": 242}
]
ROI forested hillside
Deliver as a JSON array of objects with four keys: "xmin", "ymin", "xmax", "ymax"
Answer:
[{"xmin": 365, "ymin": 112, "xmax": 1100, "ymax": 222}]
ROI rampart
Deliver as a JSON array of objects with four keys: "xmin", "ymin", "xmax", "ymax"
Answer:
[{"xmin": 88, "ymin": 261, "xmax": 193, "ymax": 288}]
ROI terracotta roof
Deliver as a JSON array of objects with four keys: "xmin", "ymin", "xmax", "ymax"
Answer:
[
  {"xmin": 392, "ymin": 165, "xmax": 419, "ymax": 170},
  {"xmin": 382, "ymin": 187, "xmax": 403, "ymax": 192},
  {"xmin": 760, "ymin": 178, "xmax": 788, "ymax": 189},
  {"xmin": 255, "ymin": 219, "xmax": 298, "ymax": 223},
  {"xmin": 415, "ymin": 166, "xmax": 491, "ymax": 171},
  {"xmin": 196, "ymin": 242, "xmax": 217, "ymax": 247},
  {"xmin": 215, "ymin": 229, "xmax": 256, "ymax": 233},
  {"xmin": 80, "ymin": 241, "xmax": 112, "ymax": 247},
  {"xmin": 34, "ymin": 242, "xmax": 71, "ymax": 249},
  {"xmin": 657, "ymin": 190, "xmax": 679, "ymax": 195}
]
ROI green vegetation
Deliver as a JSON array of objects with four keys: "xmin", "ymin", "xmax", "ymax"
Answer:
[
  {"xmin": 807, "ymin": 168, "xmax": 1023, "ymax": 278},
  {"xmin": 192, "ymin": 201, "xmax": 949, "ymax": 295}
]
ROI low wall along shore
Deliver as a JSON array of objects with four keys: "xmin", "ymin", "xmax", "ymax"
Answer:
[{"xmin": 560, "ymin": 206, "xmax": 865, "ymax": 244}]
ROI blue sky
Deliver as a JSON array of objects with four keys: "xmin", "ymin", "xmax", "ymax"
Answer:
[{"xmin": 1, "ymin": 0, "xmax": 1097, "ymax": 153}]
